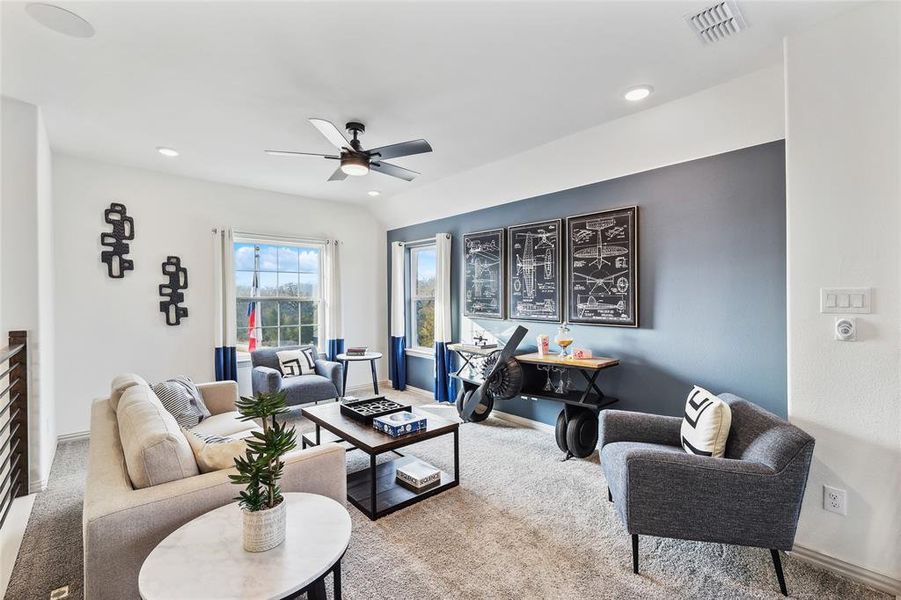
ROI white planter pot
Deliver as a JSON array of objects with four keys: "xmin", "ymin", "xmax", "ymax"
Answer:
[{"xmin": 242, "ymin": 500, "xmax": 287, "ymax": 552}]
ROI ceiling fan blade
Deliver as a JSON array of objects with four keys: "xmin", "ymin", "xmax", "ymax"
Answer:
[
  {"xmin": 309, "ymin": 118, "xmax": 350, "ymax": 149},
  {"xmin": 327, "ymin": 166, "xmax": 348, "ymax": 181},
  {"xmin": 366, "ymin": 139, "xmax": 432, "ymax": 161},
  {"xmin": 265, "ymin": 150, "xmax": 339, "ymax": 159},
  {"xmin": 371, "ymin": 161, "xmax": 419, "ymax": 182}
]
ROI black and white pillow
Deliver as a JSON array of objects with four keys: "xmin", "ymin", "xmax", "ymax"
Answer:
[
  {"xmin": 152, "ymin": 376, "xmax": 211, "ymax": 428},
  {"xmin": 277, "ymin": 348, "xmax": 316, "ymax": 378},
  {"xmin": 680, "ymin": 385, "xmax": 732, "ymax": 458}
]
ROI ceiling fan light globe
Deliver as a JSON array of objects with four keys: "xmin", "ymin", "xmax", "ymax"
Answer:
[{"xmin": 340, "ymin": 155, "xmax": 370, "ymax": 176}]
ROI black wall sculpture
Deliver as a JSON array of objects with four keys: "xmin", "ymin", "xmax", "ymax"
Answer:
[
  {"xmin": 159, "ymin": 256, "xmax": 188, "ymax": 326},
  {"xmin": 100, "ymin": 203, "xmax": 134, "ymax": 278}
]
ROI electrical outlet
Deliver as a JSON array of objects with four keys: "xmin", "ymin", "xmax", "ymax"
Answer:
[
  {"xmin": 50, "ymin": 586, "xmax": 69, "ymax": 600},
  {"xmin": 824, "ymin": 485, "xmax": 847, "ymax": 515}
]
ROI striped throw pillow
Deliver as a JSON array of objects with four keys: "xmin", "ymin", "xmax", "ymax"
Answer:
[
  {"xmin": 680, "ymin": 386, "xmax": 732, "ymax": 458},
  {"xmin": 152, "ymin": 376, "xmax": 211, "ymax": 428},
  {"xmin": 182, "ymin": 428, "xmax": 249, "ymax": 473}
]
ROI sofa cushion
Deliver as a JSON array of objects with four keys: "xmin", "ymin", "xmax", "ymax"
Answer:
[
  {"xmin": 680, "ymin": 386, "xmax": 732, "ymax": 458},
  {"xmin": 109, "ymin": 373, "xmax": 148, "ymax": 412},
  {"xmin": 281, "ymin": 374, "xmax": 339, "ymax": 406},
  {"xmin": 189, "ymin": 412, "xmax": 258, "ymax": 438},
  {"xmin": 116, "ymin": 386, "xmax": 199, "ymax": 488},
  {"xmin": 182, "ymin": 428, "xmax": 251, "ymax": 473},
  {"xmin": 152, "ymin": 376, "xmax": 211, "ymax": 428}
]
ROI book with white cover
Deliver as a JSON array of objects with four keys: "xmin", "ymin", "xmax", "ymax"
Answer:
[{"xmin": 396, "ymin": 459, "xmax": 441, "ymax": 489}]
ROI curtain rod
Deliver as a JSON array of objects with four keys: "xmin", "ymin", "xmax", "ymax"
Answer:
[
  {"xmin": 396, "ymin": 233, "xmax": 451, "ymax": 246},
  {"xmin": 217, "ymin": 229, "xmax": 338, "ymax": 245}
]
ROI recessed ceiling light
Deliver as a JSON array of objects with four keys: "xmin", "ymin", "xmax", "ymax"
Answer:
[
  {"xmin": 368, "ymin": 190, "xmax": 381, "ymax": 197},
  {"xmin": 624, "ymin": 85, "xmax": 654, "ymax": 102},
  {"xmin": 157, "ymin": 147, "xmax": 179, "ymax": 157},
  {"xmin": 25, "ymin": 3, "xmax": 95, "ymax": 38}
]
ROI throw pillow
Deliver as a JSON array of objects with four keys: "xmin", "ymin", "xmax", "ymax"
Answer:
[
  {"xmin": 182, "ymin": 428, "xmax": 249, "ymax": 473},
  {"xmin": 152, "ymin": 376, "xmax": 212, "ymax": 428},
  {"xmin": 277, "ymin": 348, "xmax": 316, "ymax": 378},
  {"xmin": 680, "ymin": 385, "xmax": 732, "ymax": 458}
]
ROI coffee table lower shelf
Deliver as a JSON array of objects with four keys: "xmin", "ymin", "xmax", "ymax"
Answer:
[{"xmin": 347, "ymin": 455, "xmax": 457, "ymax": 520}]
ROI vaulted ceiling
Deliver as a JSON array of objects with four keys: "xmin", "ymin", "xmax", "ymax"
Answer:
[{"xmin": 2, "ymin": 1, "xmax": 853, "ymax": 205}]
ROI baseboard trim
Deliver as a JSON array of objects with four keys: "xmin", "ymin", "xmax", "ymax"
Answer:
[
  {"xmin": 492, "ymin": 409, "xmax": 555, "ymax": 434},
  {"xmin": 789, "ymin": 544, "xmax": 901, "ymax": 596},
  {"xmin": 58, "ymin": 430, "xmax": 90, "ymax": 442}
]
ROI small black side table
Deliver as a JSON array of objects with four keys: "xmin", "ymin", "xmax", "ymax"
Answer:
[{"xmin": 336, "ymin": 352, "xmax": 383, "ymax": 396}]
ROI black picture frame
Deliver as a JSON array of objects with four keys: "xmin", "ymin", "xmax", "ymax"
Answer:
[
  {"xmin": 463, "ymin": 228, "xmax": 505, "ymax": 319},
  {"xmin": 566, "ymin": 206, "xmax": 639, "ymax": 327},
  {"xmin": 507, "ymin": 219, "xmax": 563, "ymax": 322}
]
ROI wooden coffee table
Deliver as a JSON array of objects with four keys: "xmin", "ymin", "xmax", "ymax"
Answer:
[{"xmin": 300, "ymin": 402, "xmax": 459, "ymax": 520}]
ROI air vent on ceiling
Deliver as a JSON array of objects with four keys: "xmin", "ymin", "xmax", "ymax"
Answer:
[{"xmin": 686, "ymin": 1, "xmax": 747, "ymax": 43}]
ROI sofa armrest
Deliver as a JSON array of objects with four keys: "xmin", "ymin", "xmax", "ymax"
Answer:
[
  {"xmin": 252, "ymin": 366, "xmax": 282, "ymax": 395},
  {"xmin": 315, "ymin": 359, "xmax": 344, "ymax": 395},
  {"xmin": 83, "ymin": 443, "xmax": 346, "ymax": 600},
  {"xmin": 600, "ymin": 409, "xmax": 682, "ymax": 449},
  {"xmin": 196, "ymin": 381, "xmax": 239, "ymax": 415}
]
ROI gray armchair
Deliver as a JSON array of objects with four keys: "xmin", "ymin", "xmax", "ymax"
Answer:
[
  {"xmin": 600, "ymin": 393, "xmax": 815, "ymax": 596},
  {"xmin": 250, "ymin": 345, "xmax": 344, "ymax": 407}
]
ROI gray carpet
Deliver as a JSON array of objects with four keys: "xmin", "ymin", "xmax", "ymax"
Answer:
[{"xmin": 6, "ymin": 398, "xmax": 889, "ymax": 599}]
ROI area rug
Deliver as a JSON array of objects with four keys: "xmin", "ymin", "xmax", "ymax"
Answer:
[{"xmin": 5, "ymin": 398, "xmax": 889, "ymax": 599}]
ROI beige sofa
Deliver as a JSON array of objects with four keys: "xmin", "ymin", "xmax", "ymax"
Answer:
[{"xmin": 83, "ymin": 375, "xmax": 346, "ymax": 600}]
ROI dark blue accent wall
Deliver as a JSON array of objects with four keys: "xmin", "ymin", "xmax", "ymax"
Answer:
[{"xmin": 387, "ymin": 141, "xmax": 787, "ymax": 421}]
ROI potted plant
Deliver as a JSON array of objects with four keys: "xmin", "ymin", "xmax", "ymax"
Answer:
[{"xmin": 229, "ymin": 391, "xmax": 297, "ymax": 552}]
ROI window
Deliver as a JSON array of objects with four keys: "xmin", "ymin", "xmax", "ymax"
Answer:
[
  {"xmin": 410, "ymin": 244, "xmax": 436, "ymax": 351},
  {"xmin": 234, "ymin": 239, "xmax": 323, "ymax": 352}
]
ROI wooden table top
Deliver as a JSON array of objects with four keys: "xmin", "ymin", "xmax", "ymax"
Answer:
[
  {"xmin": 515, "ymin": 352, "xmax": 620, "ymax": 370},
  {"xmin": 300, "ymin": 402, "xmax": 458, "ymax": 454}
]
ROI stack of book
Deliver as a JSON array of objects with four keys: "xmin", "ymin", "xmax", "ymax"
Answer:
[
  {"xmin": 346, "ymin": 346, "xmax": 368, "ymax": 356},
  {"xmin": 396, "ymin": 459, "xmax": 441, "ymax": 490}
]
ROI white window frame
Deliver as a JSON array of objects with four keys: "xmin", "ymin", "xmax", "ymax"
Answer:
[
  {"xmin": 233, "ymin": 233, "xmax": 326, "ymax": 353},
  {"xmin": 409, "ymin": 243, "xmax": 437, "ymax": 355}
]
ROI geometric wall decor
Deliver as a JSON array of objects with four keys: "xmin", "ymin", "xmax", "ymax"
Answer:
[
  {"xmin": 159, "ymin": 256, "xmax": 189, "ymax": 326},
  {"xmin": 507, "ymin": 219, "xmax": 562, "ymax": 322},
  {"xmin": 463, "ymin": 228, "xmax": 505, "ymax": 319},
  {"xmin": 566, "ymin": 206, "xmax": 639, "ymax": 327},
  {"xmin": 100, "ymin": 202, "xmax": 135, "ymax": 278}
]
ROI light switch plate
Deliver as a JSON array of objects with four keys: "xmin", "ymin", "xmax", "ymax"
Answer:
[{"xmin": 820, "ymin": 288, "xmax": 871, "ymax": 314}]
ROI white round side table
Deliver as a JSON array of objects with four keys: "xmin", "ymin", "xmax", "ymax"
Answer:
[
  {"xmin": 336, "ymin": 352, "xmax": 383, "ymax": 396},
  {"xmin": 139, "ymin": 493, "xmax": 351, "ymax": 600}
]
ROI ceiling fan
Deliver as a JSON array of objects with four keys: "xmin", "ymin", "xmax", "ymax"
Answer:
[{"xmin": 265, "ymin": 119, "xmax": 432, "ymax": 182}]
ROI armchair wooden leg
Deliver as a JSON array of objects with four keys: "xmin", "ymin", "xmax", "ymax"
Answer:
[
  {"xmin": 608, "ymin": 487, "xmax": 612, "ymax": 502},
  {"xmin": 632, "ymin": 534, "xmax": 639, "ymax": 574},
  {"xmin": 770, "ymin": 549, "xmax": 787, "ymax": 596}
]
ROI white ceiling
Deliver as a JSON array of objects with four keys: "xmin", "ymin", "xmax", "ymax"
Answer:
[{"xmin": 2, "ymin": 1, "xmax": 853, "ymax": 206}]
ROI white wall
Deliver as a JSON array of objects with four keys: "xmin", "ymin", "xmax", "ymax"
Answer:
[
  {"xmin": 53, "ymin": 155, "xmax": 387, "ymax": 436},
  {"xmin": 377, "ymin": 64, "xmax": 785, "ymax": 229},
  {"xmin": 785, "ymin": 1, "xmax": 900, "ymax": 581},
  {"xmin": 0, "ymin": 96, "xmax": 56, "ymax": 490}
]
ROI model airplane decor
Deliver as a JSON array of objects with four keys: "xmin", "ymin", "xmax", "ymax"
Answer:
[{"xmin": 459, "ymin": 325, "xmax": 528, "ymax": 421}]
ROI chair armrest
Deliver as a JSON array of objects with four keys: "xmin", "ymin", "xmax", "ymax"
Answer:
[
  {"xmin": 196, "ymin": 381, "xmax": 238, "ymax": 415},
  {"xmin": 252, "ymin": 366, "xmax": 282, "ymax": 395},
  {"xmin": 600, "ymin": 409, "xmax": 682, "ymax": 448},
  {"xmin": 315, "ymin": 359, "xmax": 343, "ymax": 395},
  {"xmin": 616, "ymin": 445, "xmax": 811, "ymax": 549}
]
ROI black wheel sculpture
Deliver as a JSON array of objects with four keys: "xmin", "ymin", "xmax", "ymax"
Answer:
[
  {"xmin": 461, "ymin": 389, "xmax": 494, "ymax": 422},
  {"xmin": 565, "ymin": 409, "xmax": 599, "ymax": 458},
  {"xmin": 555, "ymin": 410, "xmax": 569, "ymax": 453}
]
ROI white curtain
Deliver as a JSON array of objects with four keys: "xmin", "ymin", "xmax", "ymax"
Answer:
[
  {"xmin": 212, "ymin": 227, "xmax": 238, "ymax": 380},
  {"xmin": 434, "ymin": 233, "xmax": 455, "ymax": 401},
  {"xmin": 390, "ymin": 241, "xmax": 407, "ymax": 389},
  {"xmin": 324, "ymin": 239, "xmax": 345, "ymax": 360}
]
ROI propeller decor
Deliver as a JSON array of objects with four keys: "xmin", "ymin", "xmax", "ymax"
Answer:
[{"xmin": 266, "ymin": 119, "xmax": 432, "ymax": 182}]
